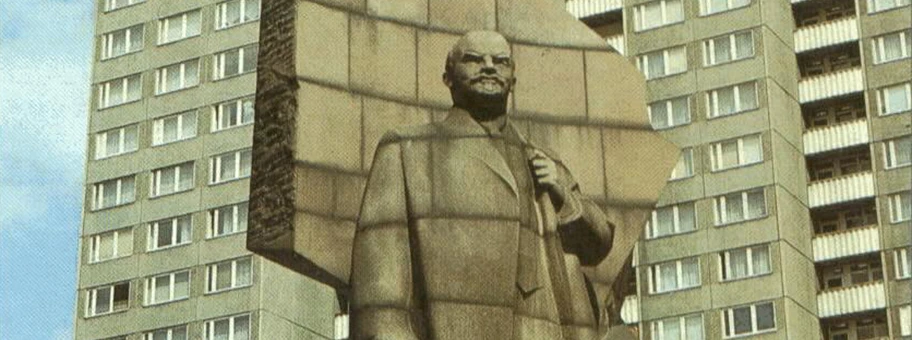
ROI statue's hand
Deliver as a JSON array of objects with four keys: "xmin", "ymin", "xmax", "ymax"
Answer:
[{"xmin": 530, "ymin": 150, "xmax": 568, "ymax": 206}]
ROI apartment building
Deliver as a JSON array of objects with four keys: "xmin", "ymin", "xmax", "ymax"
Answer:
[
  {"xmin": 73, "ymin": 0, "xmax": 342, "ymax": 339},
  {"xmin": 566, "ymin": 0, "xmax": 911, "ymax": 338}
]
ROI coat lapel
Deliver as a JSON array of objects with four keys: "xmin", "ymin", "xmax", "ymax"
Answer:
[{"xmin": 440, "ymin": 108, "xmax": 519, "ymax": 198}]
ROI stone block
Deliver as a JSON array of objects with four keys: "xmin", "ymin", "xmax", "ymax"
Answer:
[
  {"xmin": 310, "ymin": 0, "xmax": 365, "ymax": 12},
  {"xmin": 362, "ymin": 97, "xmax": 431, "ymax": 171},
  {"xmin": 348, "ymin": 223, "xmax": 411, "ymax": 307},
  {"xmin": 417, "ymin": 30, "xmax": 460, "ymax": 108},
  {"xmin": 294, "ymin": 82, "xmax": 362, "ymax": 171},
  {"xmin": 530, "ymin": 123, "xmax": 606, "ymax": 198},
  {"xmin": 294, "ymin": 212, "xmax": 357, "ymax": 286},
  {"xmin": 428, "ymin": 0, "xmax": 496, "ymax": 32},
  {"xmin": 296, "ymin": 1, "xmax": 349, "ymax": 87},
  {"xmin": 334, "ymin": 173, "xmax": 367, "ymax": 220},
  {"xmin": 427, "ymin": 301, "xmax": 514, "ymax": 340},
  {"xmin": 602, "ymin": 128, "xmax": 678, "ymax": 204},
  {"xmin": 497, "ymin": 0, "xmax": 606, "ymax": 49},
  {"xmin": 366, "ymin": 0, "xmax": 428, "ymax": 25},
  {"xmin": 585, "ymin": 51, "xmax": 650, "ymax": 127},
  {"xmin": 350, "ymin": 17, "xmax": 417, "ymax": 102},
  {"xmin": 513, "ymin": 44, "xmax": 587, "ymax": 119},
  {"xmin": 293, "ymin": 165, "xmax": 335, "ymax": 215}
]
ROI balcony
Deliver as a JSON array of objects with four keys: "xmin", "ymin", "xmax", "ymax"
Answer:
[
  {"xmin": 812, "ymin": 225, "xmax": 880, "ymax": 262},
  {"xmin": 799, "ymin": 67, "xmax": 864, "ymax": 104},
  {"xmin": 795, "ymin": 16, "xmax": 859, "ymax": 53},
  {"xmin": 807, "ymin": 171, "xmax": 875, "ymax": 208},
  {"xmin": 818, "ymin": 282, "xmax": 886, "ymax": 318},
  {"xmin": 620, "ymin": 295, "xmax": 639, "ymax": 324},
  {"xmin": 804, "ymin": 119, "xmax": 870, "ymax": 155},
  {"xmin": 606, "ymin": 34, "xmax": 625, "ymax": 55},
  {"xmin": 565, "ymin": 0, "xmax": 623, "ymax": 19}
]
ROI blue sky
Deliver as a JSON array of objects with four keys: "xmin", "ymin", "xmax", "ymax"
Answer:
[{"xmin": 0, "ymin": 0, "xmax": 95, "ymax": 339}]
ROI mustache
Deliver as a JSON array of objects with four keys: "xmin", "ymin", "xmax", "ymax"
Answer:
[{"xmin": 469, "ymin": 76, "xmax": 506, "ymax": 86}]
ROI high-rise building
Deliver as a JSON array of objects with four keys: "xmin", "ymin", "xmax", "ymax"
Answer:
[
  {"xmin": 73, "ymin": 1, "xmax": 343, "ymax": 339},
  {"xmin": 567, "ymin": 0, "xmax": 911, "ymax": 338}
]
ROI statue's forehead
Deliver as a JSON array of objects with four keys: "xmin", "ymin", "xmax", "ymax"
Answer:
[{"xmin": 453, "ymin": 32, "xmax": 511, "ymax": 57}]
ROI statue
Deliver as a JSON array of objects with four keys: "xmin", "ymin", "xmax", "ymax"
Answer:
[{"xmin": 350, "ymin": 30, "xmax": 621, "ymax": 340}]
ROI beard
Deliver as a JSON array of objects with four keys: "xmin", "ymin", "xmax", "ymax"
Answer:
[{"xmin": 452, "ymin": 76, "xmax": 511, "ymax": 121}]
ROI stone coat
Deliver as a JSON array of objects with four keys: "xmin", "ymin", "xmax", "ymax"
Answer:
[{"xmin": 350, "ymin": 107, "xmax": 615, "ymax": 340}]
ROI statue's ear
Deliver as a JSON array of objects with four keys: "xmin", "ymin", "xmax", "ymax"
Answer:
[{"xmin": 442, "ymin": 72, "xmax": 452, "ymax": 88}]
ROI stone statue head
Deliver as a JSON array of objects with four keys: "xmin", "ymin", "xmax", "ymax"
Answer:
[{"xmin": 443, "ymin": 30, "xmax": 516, "ymax": 116}]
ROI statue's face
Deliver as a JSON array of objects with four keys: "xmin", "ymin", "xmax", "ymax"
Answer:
[{"xmin": 445, "ymin": 31, "xmax": 515, "ymax": 102}]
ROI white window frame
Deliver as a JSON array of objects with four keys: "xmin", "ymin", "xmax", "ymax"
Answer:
[
  {"xmin": 637, "ymin": 46, "xmax": 687, "ymax": 80},
  {"xmin": 144, "ymin": 270, "xmax": 191, "ymax": 306},
  {"xmin": 700, "ymin": 0, "xmax": 751, "ymax": 16},
  {"xmin": 212, "ymin": 97, "xmax": 255, "ymax": 132},
  {"xmin": 703, "ymin": 31, "xmax": 754, "ymax": 66},
  {"xmin": 210, "ymin": 149, "xmax": 252, "ymax": 184},
  {"xmin": 713, "ymin": 188, "xmax": 766, "ymax": 225},
  {"xmin": 883, "ymin": 136, "xmax": 912, "ymax": 169},
  {"xmin": 85, "ymin": 282, "xmax": 130, "ymax": 317},
  {"xmin": 650, "ymin": 313, "xmax": 704, "ymax": 340},
  {"xmin": 894, "ymin": 248, "xmax": 911, "ymax": 279},
  {"xmin": 149, "ymin": 162, "xmax": 195, "ymax": 198},
  {"xmin": 871, "ymin": 30, "xmax": 911, "ymax": 64},
  {"xmin": 670, "ymin": 147, "xmax": 695, "ymax": 180},
  {"xmin": 207, "ymin": 202, "xmax": 249, "ymax": 238},
  {"xmin": 648, "ymin": 96, "xmax": 691, "ymax": 129},
  {"xmin": 206, "ymin": 257, "xmax": 253, "ymax": 293},
  {"xmin": 633, "ymin": 0, "xmax": 684, "ymax": 32},
  {"xmin": 213, "ymin": 45, "xmax": 258, "ymax": 80},
  {"xmin": 203, "ymin": 314, "xmax": 251, "ymax": 340},
  {"xmin": 143, "ymin": 325, "xmax": 188, "ymax": 340},
  {"xmin": 867, "ymin": 0, "xmax": 911, "ymax": 13},
  {"xmin": 706, "ymin": 81, "xmax": 759, "ymax": 118},
  {"xmin": 104, "ymin": 0, "xmax": 145, "ymax": 12},
  {"xmin": 152, "ymin": 110, "xmax": 198, "ymax": 146},
  {"xmin": 157, "ymin": 10, "xmax": 202, "ymax": 45},
  {"xmin": 719, "ymin": 244, "xmax": 772, "ymax": 281},
  {"xmin": 709, "ymin": 134, "xmax": 763, "ymax": 171},
  {"xmin": 647, "ymin": 257, "xmax": 701, "ymax": 294},
  {"xmin": 721, "ymin": 302, "xmax": 776, "ymax": 338},
  {"xmin": 155, "ymin": 58, "xmax": 200, "ymax": 95},
  {"xmin": 97, "ymin": 73, "xmax": 142, "ymax": 109},
  {"xmin": 876, "ymin": 82, "xmax": 912, "ymax": 116},
  {"xmin": 147, "ymin": 215, "xmax": 193, "ymax": 251},
  {"xmin": 334, "ymin": 313, "xmax": 350, "ymax": 340},
  {"xmin": 94, "ymin": 124, "xmax": 139, "ymax": 160},
  {"xmin": 88, "ymin": 228, "xmax": 133, "ymax": 264},
  {"xmin": 900, "ymin": 305, "xmax": 911, "ymax": 336},
  {"xmin": 92, "ymin": 175, "xmax": 136, "ymax": 210},
  {"xmin": 215, "ymin": 0, "xmax": 261, "ymax": 30},
  {"xmin": 646, "ymin": 202, "xmax": 697, "ymax": 239},
  {"xmin": 100, "ymin": 24, "xmax": 144, "ymax": 60}
]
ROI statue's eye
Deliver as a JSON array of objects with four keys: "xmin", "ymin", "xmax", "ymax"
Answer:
[
  {"xmin": 462, "ymin": 54, "xmax": 484, "ymax": 63},
  {"xmin": 494, "ymin": 57, "xmax": 512, "ymax": 66}
]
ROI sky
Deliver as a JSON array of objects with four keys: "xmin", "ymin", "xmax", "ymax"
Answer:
[{"xmin": 0, "ymin": 0, "xmax": 95, "ymax": 339}]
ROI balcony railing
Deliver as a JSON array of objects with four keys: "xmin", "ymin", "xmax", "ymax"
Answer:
[
  {"xmin": 818, "ymin": 282, "xmax": 886, "ymax": 318},
  {"xmin": 795, "ymin": 16, "xmax": 859, "ymax": 53},
  {"xmin": 620, "ymin": 295, "xmax": 639, "ymax": 324},
  {"xmin": 565, "ymin": 0, "xmax": 623, "ymax": 19},
  {"xmin": 813, "ymin": 225, "xmax": 880, "ymax": 262},
  {"xmin": 799, "ymin": 67, "xmax": 864, "ymax": 104},
  {"xmin": 606, "ymin": 34, "xmax": 625, "ymax": 55},
  {"xmin": 807, "ymin": 171, "xmax": 875, "ymax": 208},
  {"xmin": 804, "ymin": 119, "xmax": 870, "ymax": 155}
]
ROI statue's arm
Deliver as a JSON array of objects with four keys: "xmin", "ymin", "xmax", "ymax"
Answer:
[
  {"xmin": 554, "ymin": 163, "xmax": 614, "ymax": 266},
  {"xmin": 350, "ymin": 138, "xmax": 419, "ymax": 340}
]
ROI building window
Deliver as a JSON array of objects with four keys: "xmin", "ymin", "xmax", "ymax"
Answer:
[
  {"xmin": 215, "ymin": 0, "xmax": 261, "ymax": 30},
  {"xmin": 158, "ymin": 10, "xmax": 201, "ymax": 45},
  {"xmin": 709, "ymin": 134, "xmax": 763, "ymax": 171},
  {"xmin": 212, "ymin": 97, "xmax": 255, "ymax": 132},
  {"xmin": 637, "ymin": 46, "xmax": 687, "ymax": 80},
  {"xmin": 144, "ymin": 325, "xmax": 188, "ymax": 340},
  {"xmin": 104, "ymin": 0, "xmax": 144, "ymax": 12},
  {"xmin": 900, "ymin": 305, "xmax": 911, "ymax": 336},
  {"xmin": 85, "ymin": 282, "xmax": 130, "ymax": 317},
  {"xmin": 100, "ymin": 24, "xmax": 143, "ymax": 60},
  {"xmin": 633, "ymin": 0, "xmax": 684, "ymax": 32},
  {"xmin": 97, "ymin": 73, "xmax": 142, "ymax": 109},
  {"xmin": 206, "ymin": 257, "xmax": 252, "ymax": 293},
  {"xmin": 707, "ymin": 82, "xmax": 758, "ymax": 118},
  {"xmin": 647, "ymin": 202, "xmax": 696, "ymax": 239},
  {"xmin": 334, "ymin": 314, "xmax": 350, "ymax": 340},
  {"xmin": 213, "ymin": 45, "xmax": 258, "ymax": 81},
  {"xmin": 876, "ymin": 82, "xmax": 912, "ymax": 116},
  {"xmin": 650, "ymin": 313, "xmax": 703, "ymax": 340},
  {"xmin": 701, "ymin": 0, "xmax": 750, "ymax": 15},
  {"xmin": 208, "ymin": 202, "xmax": 249, "ymax": 238},
  {"xmin": 150, "ymin": 162, "xmax": 195, "ymax": 197},
  {"xmin": 152, "ymin": 110, "xmax": 197, "ymax": 146},
  {"xmin": 155, "ymin": 58, "xmax": 200, "ymax": 95},
  {"xmin": 884, "ymin": 136, "xmax": 912, "ymax": 169},
  {"xmin": 714, "ymin": 188, "xmax": 766, "ymax": 225},
  {"xmin": 670, "ymin": 148, "xmax": 695, "ymax": 180},
  {"xmin": 210, "ymin": 149, "xmax": 252, "ymax": 184},
  {"xmin": 147, "ymin": 215, "xmax": 192, "ymax": 251},
  {"xmin": 720, "ymin": 244, "xmax": 771, "ymax": 281},
  {"xmin": 88, "ymin": 228, "xmax": 133, "ymax": 263},
  {"xmin": 92, "ymin": 176, "xmax": 136, "ymax": 210},
  {"xmin": 144, "ymin": 270, "xmax": 190, "ymax": 306},
  {"xmin": 871, "ymin": 30, "xmax": 911, "ymax": 64},
  {"xmin": 648, "ymin": 257, "xmax": 701, "ymax": 294},
  {"xmin": 895, "ymin": 248, "xmax": 911, "ymax": 279},
  {"xmin": 868, "ymin": 0, "xmax": 911, "ymax": 13},
  {"xmin": 649, "ymin": 96, "xmax": 690, "ymax": 129},
  {"xmin": 94, "ymin": 124, "xmax": 139, "ymax": 160},
  {"xmin": 722, "ymin": 302, "xmax": 775, "ymax": 338},
  {"xmin": 203, "ymin": 314, "xmax": 251, "ymax": 340},
  {"xmin": 703, "ymin": 31, "xmax": 753, "ymax": 66}
]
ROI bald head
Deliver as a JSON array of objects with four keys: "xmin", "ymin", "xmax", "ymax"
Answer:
[
  {"xmin": 443, "ymin": 31, "xmax": 516, "ymax": 116},
  {"xmin": 446, "ymin": 31, "xmax": 512, "ymax": 72}
]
